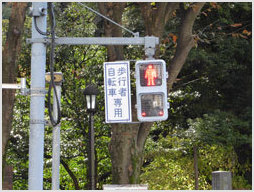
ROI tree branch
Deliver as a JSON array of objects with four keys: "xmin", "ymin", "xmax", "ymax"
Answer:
[
  {"xmin": 167, "ymin": 2, "xmax": 205, "ymax": 91},
  {"xmin": 164, "ymin": 3, "xmax": 179, "ymax": 25}
]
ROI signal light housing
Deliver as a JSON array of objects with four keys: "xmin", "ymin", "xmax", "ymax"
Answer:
[{"xmin": 135, "ymin": 59, "xmax": 169, "ymax": 122}]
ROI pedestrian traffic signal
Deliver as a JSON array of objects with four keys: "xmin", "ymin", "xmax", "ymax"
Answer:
[{"xmin": 135, "ymin": 59, "xmax": 169, "ymax": 122}]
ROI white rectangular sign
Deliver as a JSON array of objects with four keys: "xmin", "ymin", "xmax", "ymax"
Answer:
[{"xmin": 104, "ymin": 61, "xmax": 132, "ymax": 123}]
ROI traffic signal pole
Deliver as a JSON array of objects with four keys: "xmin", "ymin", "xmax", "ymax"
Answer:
[
  {"xmin": 28, "ymin": 2, "xmax": 47, "ymax": 190},
  {"xmin": 27, "ymin": 3, "xmax": 160, "ymax": 189}
]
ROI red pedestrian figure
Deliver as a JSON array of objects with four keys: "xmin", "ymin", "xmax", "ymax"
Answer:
[{"xmin": 145, "ymin": 64, "xmax": 157, "ymax": 86}]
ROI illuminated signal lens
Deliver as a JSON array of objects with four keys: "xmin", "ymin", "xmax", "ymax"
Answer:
[
  {"xmin": 139, "ymin": 64, "xmax": 162, "ymax": 86},
  {"xmin": 145, "ymin": 64, "xmax": 157, "ymax": 86},
  {"xmin": 141, "ymin": 94, "xmax": 164, "ymax": 117},
  {"xmin": 159, "ymin": 110, "xmax": 164, "ymax": 116}
]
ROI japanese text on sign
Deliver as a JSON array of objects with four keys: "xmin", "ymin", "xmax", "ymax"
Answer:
[{"xmin": 104, "ymin": 61, "xmax": 132, "ymax": 123}]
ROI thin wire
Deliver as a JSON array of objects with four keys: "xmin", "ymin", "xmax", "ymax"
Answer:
[{"xmin": 77, "ymin": 2, "xmax": 139, "ymax": 37}]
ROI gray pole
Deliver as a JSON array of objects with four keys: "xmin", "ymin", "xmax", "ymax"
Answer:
[
  {"xmin": 212, "ymin": 171, "xmax": 232, "ymax": 190},
  {"xmin": 52, "ymin": 83, "xmax": 61, "ymax": 190},
  {"xmin": 28, "ymin": 2, "xmax": 47, "ymax": 190}
]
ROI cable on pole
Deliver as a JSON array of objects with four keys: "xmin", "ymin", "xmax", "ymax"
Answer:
[
  {"xmin": 47, "ymin": 2, "xmax": 61, "ymax": 126},
  {"xmin": 30, "ymin": 3, "xmax": 62, "ymax": 126},
  {"xmin": 77, "ymin": 2, "xmax": 139, "ymax": 37},
  {"xmin": 34, "ymin": 16, "xmax": 51, "ymax": 36}
]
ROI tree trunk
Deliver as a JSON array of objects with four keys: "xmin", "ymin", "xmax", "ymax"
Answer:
[
  {"xmin": 2, "ymin": 2, "xmax": 28, "ymax": 186},
  {"xmin": 98, "ymin": 2, "xmax": 205, "ymax": 184},
  {"xmin": 2, "ymin": 165, "xmax": 13, "ymax": 190},
  {"xmin": 109, "ymin": 122, "xmax": 152, "ymax": 184},
  {"xmin": 98, "ymin": 3, "xmax": 149, "ymax": 183},
  {"xmin": 139, "ymin": 2, "xmax": 205, "ymax": 90}
]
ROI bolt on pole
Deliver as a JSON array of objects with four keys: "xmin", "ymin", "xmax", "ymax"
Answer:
[{"xmin": 28, "ymin": 2, "xmax": 47, "ymax": 190}]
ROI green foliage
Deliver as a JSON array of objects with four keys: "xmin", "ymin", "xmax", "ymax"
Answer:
[
  {"xmin": 141, "ymin": 135, "xmax": 196, "ymax": 190},
  {"xmin": 141, "ymin": 131, "xmax": 250, "ymax": 190},
  {"xmin": 2, "ymin": 19, "xmax": 9, "ymax": 44},
  {"xmin": 5, "ymin": 2, "xmax": 112, "ymax": 190},
  {"xmin": 2, "ymin": 3, "xmax": 12, "ymax": 19},
  {"xmin": 186, "ymin": 110, "xmax": 251, "ymax": 147},
  {"xmin": 142, "ymin": 2, "xmax": 251, "ymax": 190},
  {"xmin": 4, "ymin": 2, "xmax": 252, "ymax": 190},
  {"xmin": 141, "ymin": 134, "xmax": 241, "ymax": 190},
  {"xmin": 6, "ymin": 93, "xmax": 30, "ymax": 190}
]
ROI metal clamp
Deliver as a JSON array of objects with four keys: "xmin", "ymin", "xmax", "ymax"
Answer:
[
  {"xmin": 26, "ymin": 38, "xmax": 51, "ymax": 45},
  {"xmin": 30, "ymin": 88, "xmax": 47, "ymax": 97},
  {"xmin": 30, "ymin": 119, "xmax": 46, "ymax": 125}
]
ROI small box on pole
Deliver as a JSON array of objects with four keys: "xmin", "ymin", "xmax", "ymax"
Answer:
[{"xmin": 45, "ymin": 72, "xmax": 63, "ymax": 84}]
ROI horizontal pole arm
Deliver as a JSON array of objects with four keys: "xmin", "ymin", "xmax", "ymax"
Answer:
[
  {"xmin": 27, "ymin": 37, "xmax": 159, "ymax": 46},
  {"xmin": 2, "ymin": 83, "xmax": 21, "ymax": 89}
]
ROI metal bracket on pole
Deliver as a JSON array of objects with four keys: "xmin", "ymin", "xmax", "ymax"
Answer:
[
  {"xmin": 144, "ymin": 36, "xmax": 159, "ymax": 59},
  {"xmin": 2, "ymin": 78, "xmax": 29, "ymax": 96}
]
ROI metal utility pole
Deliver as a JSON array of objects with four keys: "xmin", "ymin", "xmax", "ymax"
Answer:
[
  {"xmin": 28, "ymin": 2, "xmax": 47, "ymax": 190},
  {"xmin": 46, "ymin": 72, "xmax": 63, "ymax": 190}
]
